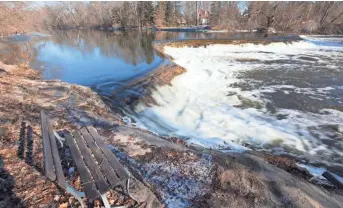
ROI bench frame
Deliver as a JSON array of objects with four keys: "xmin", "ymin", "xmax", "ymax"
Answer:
[{"xmin": 40, "ymin": 111, "xmax": 131, "ymax": 208}]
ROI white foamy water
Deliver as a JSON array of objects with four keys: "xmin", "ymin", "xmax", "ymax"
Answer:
[{"xmin": 132, "ymin": 36, "xmax": 343, "ymax": 166}]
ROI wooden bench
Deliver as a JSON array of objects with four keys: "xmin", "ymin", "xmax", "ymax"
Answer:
[{"xmin": 40, "ymin": 111, "xmax": 130, "ymax": 207}]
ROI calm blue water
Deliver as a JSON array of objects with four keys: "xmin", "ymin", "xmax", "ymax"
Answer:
[
  {"xmin": 30, "ymin": 30, "xmax": 162, "ymax": 94},
  {"xmin": 28, "ymin": 30, "xmax": 236, "ymax": 95},
  {"xmin": 35, "ymin": 41, "xmax": 163, "ymax": 88}
]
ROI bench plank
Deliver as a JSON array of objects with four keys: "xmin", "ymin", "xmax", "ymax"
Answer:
[
  {"xmin": 47, "ymin": 117, "xmax": 66, "ymax": 189},
  {"xmin": 65, "ymin": 132, "xmax": 99, "ymax": 200},
  {"xmin": 80, "ymin": 128, "xmax": 121, "ymax": 187},
  {"xmin": 40, "ymin": 111, "xmax": 56, "ymax": 181},
  {"xmin": 87, "ymin": 126, "xmax": 129, "ymax": 180},
  {"xmin": 73, "ymin": 131, "xmax": 110, "ymax": 194}
]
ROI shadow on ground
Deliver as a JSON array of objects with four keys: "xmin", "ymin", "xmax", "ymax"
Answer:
[
  {"xmin": 17, "ymin": 122, "xmax": 45, "ymax": 175},
  {"xmin": 0, "ymin": 156, "xmax": 25, "ymax": 207}
]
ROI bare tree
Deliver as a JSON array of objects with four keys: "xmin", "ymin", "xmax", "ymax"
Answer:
[
  {"xmin": 154, "ymin": 2, "xmax": 166, "ymax": 27},
  {"xmin": 39, "ymin": 1, "xmax": 343, "ymax": 34},
  {"xmin": 0, "ymin": 2, "xmax": 44, "ymax": 35},
  {"xmin": 183, "ymin": 1, "xmax": 197, "ymax": 26}
]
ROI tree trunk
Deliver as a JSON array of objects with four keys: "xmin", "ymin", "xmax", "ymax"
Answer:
[{"xmin": 195, "ymin": 1, "xmax": 198, "ymax": 26}]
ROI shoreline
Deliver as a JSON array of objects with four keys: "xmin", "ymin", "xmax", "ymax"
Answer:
[
  {"xmin": 1, "ymin": 38, "xmax": 343, "ymax": 207},
  {"xmin": 2, "ymin": 28, "xmax": 341, "ymax": 41}
]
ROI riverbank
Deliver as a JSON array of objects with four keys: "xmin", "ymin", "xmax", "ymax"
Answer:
[{"xmin": 1, "ymin": 41, "xmax": 343, "ymax": 208}]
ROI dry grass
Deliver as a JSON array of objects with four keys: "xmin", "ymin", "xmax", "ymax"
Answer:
[{"xmin": 8, "ymin": 64, "xmax": 40, "ymax": 79}]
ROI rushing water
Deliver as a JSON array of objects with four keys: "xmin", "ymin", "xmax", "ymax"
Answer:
[{"xmin": 128, "ymin": 35, "xmax": 343, "ymax": 172}]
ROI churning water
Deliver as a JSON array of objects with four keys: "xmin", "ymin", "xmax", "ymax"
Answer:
[{"xmin": 130, "ymin": 36, "xmax": 343, "ymax": 169}]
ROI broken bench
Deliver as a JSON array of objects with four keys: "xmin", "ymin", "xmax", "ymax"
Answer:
[{"xmin": 40, "ymin": 111, "xmax": 130, "ymax": 207}]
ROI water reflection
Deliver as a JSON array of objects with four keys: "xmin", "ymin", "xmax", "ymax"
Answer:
[
  {"xmin": 0, "ymin": 40, "xmax": 37, "ymax": 65},
  {"xmin": 46, "ymin": 30, "xmax": 157, "ymax": 65},
  {"xmin": 31, "ymin": 30, "xmax": 163, "ymax": 91}
]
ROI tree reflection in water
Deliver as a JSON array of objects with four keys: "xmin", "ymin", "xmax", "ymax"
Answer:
[{"xmin": 47, "ymin": 29, "xmax": 156, "ymax": 66}]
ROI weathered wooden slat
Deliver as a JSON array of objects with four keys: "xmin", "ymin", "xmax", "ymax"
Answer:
[
  {"xmin": 40, "ymin": 111, "xmax": 56, "ymax": 181},
  {"xmin": 87, "ymin": 126, "xmax": 129, "ymax": 180},
  {"xmin": 73, "ymin": 131, "xmax": 110, "ymax": 194},
  {"xmin": 47, "ymin": 117, "xmax": 66, "ymax": 189},
  {"xmin": 65, "ymin": 132, "xmax": 99, "ymax": 200},
  {"xmin": 80, "ymin": 128, "xmax": 121, "ymax": 187}
]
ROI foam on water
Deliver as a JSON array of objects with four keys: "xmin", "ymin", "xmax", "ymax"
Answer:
[{"xmin": 131, "ymin": 37, "xmax": 343, "ymax": 165}]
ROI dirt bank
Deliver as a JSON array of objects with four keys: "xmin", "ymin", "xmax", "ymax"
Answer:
[{"xmin": 0, "ymin": 57, "xmax": 343, "ymax": 208}]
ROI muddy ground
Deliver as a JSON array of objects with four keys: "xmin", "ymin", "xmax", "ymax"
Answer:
[{"xmin": 0, "ymin": 59, "xmax": 343, "ymax": 208}]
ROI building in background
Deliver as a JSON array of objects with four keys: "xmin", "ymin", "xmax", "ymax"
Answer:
[{"xmin": 198, "ymin": 8, "xmax": 209, "ymax": 25}]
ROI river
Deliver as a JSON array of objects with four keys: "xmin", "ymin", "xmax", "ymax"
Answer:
[{"xmin": 1, "ymin": 30, "xmax": 343, "ymax": 172}]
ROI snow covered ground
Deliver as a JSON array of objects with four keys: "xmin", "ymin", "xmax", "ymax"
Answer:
[{"xmin": 131, "ymin": 36, "xmax": 343, "ymax": 166}]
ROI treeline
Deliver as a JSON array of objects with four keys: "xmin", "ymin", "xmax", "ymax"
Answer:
[
  {"xmin": 1, "ymin": 2, "xmax": 343, "ymax": 35},
  {"xmin": 208, "ymin": 1, "xmax": 343, "ymax": 33},
  {"xmin": 0, "ymin": 2, "xmax": 45, "ymax": 36},
  {"xmin": 44, "ymin": 1, "xmax": 343, "ymax": 33},
  {"xmin": 229, "ymin": 2, "xmax": 343, "ymax": 33},
  {"xmin": 45, "ymin": 2, "xmax": 182, "ymax": 30}
]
